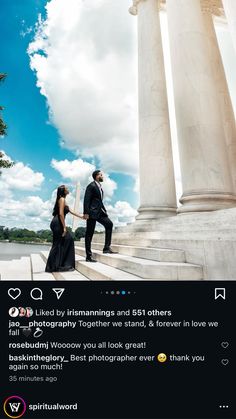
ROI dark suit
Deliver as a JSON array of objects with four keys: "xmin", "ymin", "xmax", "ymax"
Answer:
[{"xmin": 83, "ymin": 181, "xmax": 113, "ymax": 258}]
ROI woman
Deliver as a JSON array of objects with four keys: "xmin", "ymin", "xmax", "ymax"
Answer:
[
  {"xmin": 19, "ymin": 307, "xmax": 26, "ymax": 317},
  {"xmin": 45, "ymin": 185, "xmax": 84, "ymax": 272}
]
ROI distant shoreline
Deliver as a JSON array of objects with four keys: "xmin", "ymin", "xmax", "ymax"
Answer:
[{"xmin": 0, "ymin": 240, "xmax": 51, "ymax": 246}]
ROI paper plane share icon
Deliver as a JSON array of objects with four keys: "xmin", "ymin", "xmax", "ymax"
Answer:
[{"xmin": 52, "ymin": 288, "xmax": 65, "ymax": 300}]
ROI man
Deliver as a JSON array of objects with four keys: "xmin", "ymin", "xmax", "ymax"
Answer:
[{"xmin": 83, "ymin": 170, "xmax": 117, "ymax": 262}]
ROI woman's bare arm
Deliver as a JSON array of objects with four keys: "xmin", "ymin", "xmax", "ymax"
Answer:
[{"xmin": 69, "ymin": 208, "xmax": 84, "ymax": 219}]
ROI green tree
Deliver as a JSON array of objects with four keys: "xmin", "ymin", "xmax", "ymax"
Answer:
[
  {"xmin": 3, "ymin": 227, "xmax": 9, "ymax": 240},
  {"xmin": 37, "ymin": 229, "xmax": 53, "ymax": 243},
  {"xmin": 0, "ymin": 73, "xmax": 14, "ymax": 173},
  {"xmin": 0, "ymin": 226, "xmax": 4, "ymax": 239},
  {"xmin": 74, "ymin": 227, "xmax": 86, "ymax": 241}
]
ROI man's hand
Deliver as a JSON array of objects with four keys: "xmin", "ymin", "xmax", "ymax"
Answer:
[{"xmin": 83, "ymin": 214, "xmax": 89, "ymax": 220}]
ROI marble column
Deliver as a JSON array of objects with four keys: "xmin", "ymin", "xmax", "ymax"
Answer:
[
  {"xmin": 222, "ymin": 0, "xmax": 236, "ymax": 53},
  {"xmin": 129, "ymin": 0, "xmax": 177, "ymax": 221},
  {"xmin": 166, "ymin": 0, "xmax": 236, "ymax": 213},
  {"xmin": 202, "ymin": 6, "xmax": 236, "ymax": 192}
]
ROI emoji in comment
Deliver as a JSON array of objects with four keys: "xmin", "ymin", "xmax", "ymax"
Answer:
[{"xmin": 157, "ymin": 353, "xmax": 167, "ymax": 363}]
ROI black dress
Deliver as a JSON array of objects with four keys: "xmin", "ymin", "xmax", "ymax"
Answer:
[{"xmin": 45, "ymin": 205, "xmax": 75, "ymax": 272}]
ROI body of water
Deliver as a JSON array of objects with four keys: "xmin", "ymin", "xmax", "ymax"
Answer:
[{"xmin": 0, "ymin": 242, "xmax": 51, "ymax": 260}]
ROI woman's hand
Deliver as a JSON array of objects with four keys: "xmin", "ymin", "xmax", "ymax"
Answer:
[
  {"xmin": 71, "ymin": 212, "xmax": 85, "ymax": 220},
  {"xmin": 62, "ymin": 227, "xmax": 67, "ymax": 237},
  {"xmin": 68, "ymin": 208, "xmax": 86, "ymax": 220}
]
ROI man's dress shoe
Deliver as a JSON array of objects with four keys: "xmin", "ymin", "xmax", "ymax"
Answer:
[
  {"xmin": 86, "ymin": 257, "xmax": 97, "ymax": 262},
  {"xmin": 103, "ymin": 248, "xmax": 118, "ymax": 254}
]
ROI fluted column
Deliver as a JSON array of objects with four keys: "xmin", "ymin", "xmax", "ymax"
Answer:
[
  {"xmin": 222, "ymin": 0, "xmax": 236, "ymax": 53},
  {"xmin": 202, "ymin": 6, "xmax": 236, "ymax": 191},
  {"xmin": 129, "ymin": 0, "xmax": 177, "ymax": 221},
  {"xmin": 167, "ymin": 0, "xmax": 236, "ymax": 213}
]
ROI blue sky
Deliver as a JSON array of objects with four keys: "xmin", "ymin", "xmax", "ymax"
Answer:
[
  {"xmin": 0, "ymin": 0, "xmax": 77, "ymax": 195},
  {"xmin": 0, "ymin": 0, "xmax": 139, "ymax": 229},
  {"xmin": 1, "ymin": 0, "xmax": 236, "ymax": 231}
]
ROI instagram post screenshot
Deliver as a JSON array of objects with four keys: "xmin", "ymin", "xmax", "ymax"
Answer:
[{"xmin": 0, "ymin": 0, "xmax": 236, "ymax": 418}]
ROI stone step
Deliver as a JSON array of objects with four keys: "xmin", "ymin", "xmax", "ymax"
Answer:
[
  {"xmin": 113, "ymin": 229, "xmax": 236, "ymax": 241},
  {"xmin": 79, "ymin": 225, "xmax": 236, "ymax": 241},
  {"xmin": 116, "ymin": 224, "xmax": 236, "ymax": 232},
  {"xmin": 75, "ymin": 247, "xmax": 203, "ymax": 280},
  {"xmin": 77, "ymin": 237, "xmax": 158, "ymax": 247},
  {"xmin": 115, "ymin": 208, "xmax": 236, "ymax": 231},
  {"xmin": 30, "ymin": 254, "xmax": 55, "ymax": 280},
  {"xmin": 75, "ymin": 254, "xmax": 142, "ymax": 280},
  {"xmin": 40, "ymin": 252, "xmax": 89, "ymax": 280},
  {"xmin": 77, "ymin": 237, "xmax": 160, "ymax": 248},
  {"xmin": 76, "ymin": 242, "xmax": 185, "ymax": 262},
  {"xmin": 0, "ymin": 257, "xmax": 32, "ymax": 280}
]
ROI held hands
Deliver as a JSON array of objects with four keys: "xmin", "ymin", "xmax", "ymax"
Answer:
[
  {"xmin": 69, "ymin": 209, "xmax": 88, "ymax": 220},
  {"xmin": 75, "ymin": 213, "xmax": 89, "ymax": 220}
]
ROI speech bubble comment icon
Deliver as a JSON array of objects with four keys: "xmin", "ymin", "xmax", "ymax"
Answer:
[{"xmin": 30, "ymin": 288, "xmax": 43, "ymax": 301}]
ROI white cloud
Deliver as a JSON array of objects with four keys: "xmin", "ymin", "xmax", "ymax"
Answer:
[
  {"xmin": 0, "ymin": 152, "xmax": 44, "ymax": 191},
  {"xmin": 26, "ymin": 3, "xmax": 236, "ymax": 212},
  {"xmin": 133, "ymin": 176, "xmax": 139, "ymax": 194},
  {"xmin": 0, "ymin": 195, "xmax": 52, "ymax": 230},
  {"xmin": 0, "ymin": 151, "xmax": 133, "ymax": 230},
  {"xmin": 75, "ymin": 199, "xmax": 137, "ymax": 231},
  {"xmin": 106, "ymin": 200, "xmax": 138, "ymax": 226},
  {"xmin": 20, "ymin": 19, "xmax": 33, "ymax": 38},
  {"xmin": 102, "ymin": 177, "xmax": 117, "ymax": 202},
  {"xmin": 51, "ymin": 157, "xmax": 117, "ymax": 199},
  {"xmin": 0, "ymin": 185, "xmax": 78, "ymax": 230},
  {"xmin": 28, "ymin": 0, "xmax": 139, "ymax": 175},
  {"xmin": 0, "ymin": 192, "xmax": 136, "ymax": 230},
  {"xmin": 51, "ymin": 158, "xmax": 95, "ymax": 185},
  {"xmin": 0, "ymin": 152, "xmax": 120, "ymax": 230},
  {"xmin": 0, "ymin": 152, "xmax": 47, "ymax": 229}
]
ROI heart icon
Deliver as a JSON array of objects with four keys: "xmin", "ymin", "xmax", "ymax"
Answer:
[
  {"xmin": 22, "ymin": 328, "xmax": 32, "ymax": 337},
  {"xmin": 221, "ymin": 342, "xmax": 229, "ymax": 349},
  {"xmin": 8, "ymin": 288, "xmax": 21, "ymax": 300},
  {"xmin": 221, "ymin": 359, "xmax": 229, "ymax": 366}
]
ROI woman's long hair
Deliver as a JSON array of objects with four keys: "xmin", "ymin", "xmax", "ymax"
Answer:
[{"xmin": 52, "ymin": 185, "xmax": 67, "ymax": 216}]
